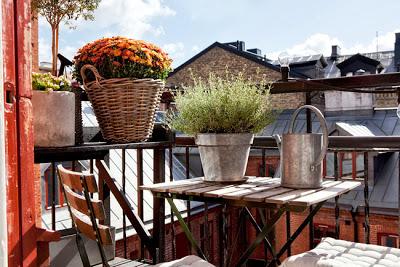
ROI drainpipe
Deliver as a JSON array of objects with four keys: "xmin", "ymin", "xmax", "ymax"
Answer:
[
  {"xmin": 0, "ymin": 0, "xmax": 8, "ymax": 264},
  {"xmin": 351, "ymin": 209, "xmax": 359, "ymax": 243}
]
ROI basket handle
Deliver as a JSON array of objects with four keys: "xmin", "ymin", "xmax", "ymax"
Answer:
[{"xmin": 80, "ymin": 64, "xmax": 103, "ymax": 88}]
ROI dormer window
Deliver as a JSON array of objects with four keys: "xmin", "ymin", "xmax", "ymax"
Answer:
[{"xmin": 336, "ymin": 54, "xmax": 381, "ymax": 76}]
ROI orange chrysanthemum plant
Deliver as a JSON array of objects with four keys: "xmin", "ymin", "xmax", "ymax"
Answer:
[{"xmin": 73, "ymin": 36, "xmax": 172, "ymax": 83}]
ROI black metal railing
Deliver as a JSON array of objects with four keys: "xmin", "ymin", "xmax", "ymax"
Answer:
[{"xmin": 34, "ymin": 134, "xmax": 400, "ymax": 266}]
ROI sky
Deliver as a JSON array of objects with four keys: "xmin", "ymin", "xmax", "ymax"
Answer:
[{"xmin": 39, "ymin": 0, "xmax": 400, "ymax": 68}]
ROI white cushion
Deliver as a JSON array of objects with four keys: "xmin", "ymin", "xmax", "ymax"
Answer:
[
  {"xmin": 280, "ymin": 237, "xmax": 400, "ymax": 267},
  {"xmin": 154, "ymin": 255, "xmax": 215, "ymax": 267}
]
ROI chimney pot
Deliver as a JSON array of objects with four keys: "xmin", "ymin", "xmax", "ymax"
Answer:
[
  {"xmin": 247, "ymin": 48, "xmax": 262, "ymax": 55},
  {"xmin": 331, "ymin": 45, "xmax": 341, "ymax": 60}
]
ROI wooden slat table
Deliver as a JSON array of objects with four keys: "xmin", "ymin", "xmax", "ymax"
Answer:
[{"xmin": 141, "ymin": 177, "xmax": 361, "ymax": 267}]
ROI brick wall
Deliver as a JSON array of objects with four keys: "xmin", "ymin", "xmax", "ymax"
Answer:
[
  {"xmin": 167, "ymin": 46, "xmax": 305, "ymax": 110},
  {"xmin": 34, "ymin": 164, "xmax": 42, "ymax": 227},
  {"xmin": 375, "ymin": 92, "xmax": 398, "ymax": 108},
  {"xmin": 31, "ymin": 17, "xmax": 39, "ymax": 72},
  {"xmin": 114, "ymin": 206, "xmax": 241, "ymax": 266}
]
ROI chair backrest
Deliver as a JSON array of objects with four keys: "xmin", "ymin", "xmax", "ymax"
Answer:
[{"xmin": 57, "ymin": 165, "xmax": 112, "ymax": 266}]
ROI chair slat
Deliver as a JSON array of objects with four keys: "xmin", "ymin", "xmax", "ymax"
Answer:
[
  {"xmin": 57, "ymin": 165, "xmax": 98, "ymax": 193},
  {"xmin": 71, "ymin": 209, "xmax": 113, "ymax": 245},
  {"xmin": 64, "ymin": 186, "xmax": 106, "ymax": 220}
]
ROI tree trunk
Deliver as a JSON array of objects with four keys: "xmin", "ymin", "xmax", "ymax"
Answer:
[{"xmin": 51, "ymin": 25, "xmax": 59, "ymax": 76}]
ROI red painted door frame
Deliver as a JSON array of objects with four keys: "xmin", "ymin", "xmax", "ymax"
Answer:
[{"xmin": 3, "ymin": 0, "xmax": 37, "ymax": 266}]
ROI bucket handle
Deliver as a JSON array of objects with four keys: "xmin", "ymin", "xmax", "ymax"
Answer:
[
  {"xmin": 80, "ymin": 64, "xmax": 104, "ymax": 89},
  {"xmin": 288, "ymin": 105, "xmax": 328, "ymax": 171}
]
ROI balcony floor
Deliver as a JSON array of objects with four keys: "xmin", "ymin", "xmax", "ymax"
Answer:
[{"xmin": 93, "ymin": 257, "xmax": 150, "ymax": 267}]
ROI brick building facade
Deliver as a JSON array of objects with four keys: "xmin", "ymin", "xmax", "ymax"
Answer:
[{"xmin": 167, "ymin": 42, "xmax": 306, "ymax": 110}]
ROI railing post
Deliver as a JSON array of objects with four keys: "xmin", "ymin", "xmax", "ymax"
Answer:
[
  {"xmin": 334, "ymin": 152, "xmax": 340, "ymax": 239},
  {"xmin": 364, "ymin": 152, "xmax": 370, "ymax": 244},
  {"xmin": 168, "ymin": 147, "xmax": 176, "ymax": 259},
  {"xmin": 185, "ymin": 147, "xmax": 192, "ymax": 252},
  {"xmin": 137, "ymin": 148, "xmax": 145, "ymax": 259},
  {"xmin": 122, "ymin": 149, "xmax": 127, "ymax": 258},
  {"xmin": 221, "ymin": 204, "xmax": 228, "ymax": 267},
  {"xmin": 153, "ymin": 148, "xmax": 166, "ymax": 263},
  {"xmin": 98, "ymin": 155, "xmax": 111, "ymax": 226},
  {"xmin": 51, "ymin": 162, "xmax": 56, "ymax": 230}
]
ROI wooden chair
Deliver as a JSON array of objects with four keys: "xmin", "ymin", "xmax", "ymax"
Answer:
[
  {"xmin": 57, "ymin": 165, "xmax": 215, "ymax": 267},
  {"xmin": 57, "ymin": 165, "xmax": 117, "ymax": 267}
]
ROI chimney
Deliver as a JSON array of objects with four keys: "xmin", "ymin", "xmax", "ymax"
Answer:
[
  {"xmin": 247, "ymin": 48, "xmax": 262, "ymax": 55},
  {"xmin": 331, "ymin": 45, "xmax": 341, "ymax": 60},
  {"xmin": 395, "ymin": 32, "xmax": 400, "ymax": 70},
  {"xmin": 224, "ymin": 41, "xmax": 246, "ymax": 51},
  {"xmin": 236, "ymin": 41, "xmax": 245, "ymax": 51}
]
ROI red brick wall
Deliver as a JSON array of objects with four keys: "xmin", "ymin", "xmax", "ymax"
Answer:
[
  {"xmin": 31, "ymin": 17, "xmax": 39, "ymax": 72},
  {"xmin": 246, "ymin": 156, "xmax": 280, "ymax": 177},
  {"xmin": 114, "ymin": 206, "xmax": 241, "ymax": 266},
  {"xmin": 34, "ymin": 164, "xmax": 42, "ymax": 227}
]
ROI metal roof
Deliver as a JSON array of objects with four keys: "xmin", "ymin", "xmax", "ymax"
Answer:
[
  {"xmin": 325, "ymin": 51, "xmax": 396, "ymax": 78},
  {"xmin": 262, "ymin": 108, "xmax": 400, "ymax": 136},
  {"xmin": 271, "ymin": 54, "xmax": 327, "ymax": 67},
  {"xmin": 332, "ymin": 152, "xmax": 399, "ymax": 215}
]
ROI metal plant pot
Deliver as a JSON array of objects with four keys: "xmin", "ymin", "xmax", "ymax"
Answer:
[{"xmin": 195, "ymin": 133, "xmax": 254, "ymax": 182}]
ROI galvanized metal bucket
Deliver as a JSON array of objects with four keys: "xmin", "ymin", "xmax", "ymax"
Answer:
[
  {"xmin": 279, "ymin": 105, "xmax": 328, "ymax": 188},
  {"xmin": 195, "ymin": 133, "xmax": 254, "ymax": 182}
]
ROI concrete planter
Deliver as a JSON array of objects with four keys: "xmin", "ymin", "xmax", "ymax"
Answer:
[
  {"xmin": 195, "ymin": 133, "xmax": 254, "ymax": 182},
  {"xmin": 33, "ymin": 90, "xmax": 75, "ymax": 147}
]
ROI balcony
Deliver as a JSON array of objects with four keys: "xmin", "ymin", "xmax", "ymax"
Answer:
[{"xmin": 32, "ymin": 71, "xmax": 400, "ymax": 266}]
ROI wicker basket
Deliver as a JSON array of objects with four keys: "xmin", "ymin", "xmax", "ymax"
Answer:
[{"xmin": 81, "ymin": 64, "xmax": 164, "ymax": 143}]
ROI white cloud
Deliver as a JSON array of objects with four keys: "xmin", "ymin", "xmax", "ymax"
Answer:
[
  {"xmin": 266, "ymin": 30, "xmax": 400, "ymax": 60},
  {"xmin": 341, "ymin": 30, "xmax": 399, "ymax": 54},
  {"xmin": 266, "ymin": 33, "xmax": 341, "ymax": 60},
  {"xmin": 59, "ymin": 45, "xmax": 78, "ymax": 61},
  {"xmin": 39, "ymin": 0, "xmax": 175, "ymax": 63},
  {"xmin": 163, "ymin": 42, "xmax": 184, "ymax": 54},
  {"xmin": 71, "ymin": 0, "xmax": 176, "ymax": 38},
  {"xmin": 163, "ymin": 42, "xmax": 185, "ymax": 66}
]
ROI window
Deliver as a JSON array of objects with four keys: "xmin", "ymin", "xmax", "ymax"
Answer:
[
  {"xmin": 313, "ymin": 224, "xmax": 336, "ymax": 246},
  {"xmin": 378, "ymin": 233, "xmax": 399, "ymax": 248}
]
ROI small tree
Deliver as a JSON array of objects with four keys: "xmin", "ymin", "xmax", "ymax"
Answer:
[{"xmin": 32, "ymin": 0, "xmax": 101, "ymax": 75}]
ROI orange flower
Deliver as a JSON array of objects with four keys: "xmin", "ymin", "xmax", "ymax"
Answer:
[
  {"xmin": 74, "ymin": 36, "xmax": 172, "ymax": 81},
  {"xmin": 112, "ymin": 61, "xmax": 122, "ymax": 67},
  {"xmin": 113, "ymin": 49, "xmax": 122, "ymax": 57}
]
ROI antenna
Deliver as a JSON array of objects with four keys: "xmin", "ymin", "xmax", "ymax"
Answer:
[{"xmin": 376, "ymin": 31, "xmax": 379, "ymax": 60}]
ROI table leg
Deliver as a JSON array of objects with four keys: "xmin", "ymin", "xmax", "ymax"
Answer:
[
  {"xmin": 236, "ymin": 206, "xmax": 286, "ymax": 267},
  {"xmin": 245, "ymin": 208, "xmax": 276, "ymax": 262},
  {"xmin": 166, "ymin": 197, "xmax": 207, "ymax": 260},
  {"xmin": 268, "ymin": 201, "xmax": 326, "ymax": 267}
]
